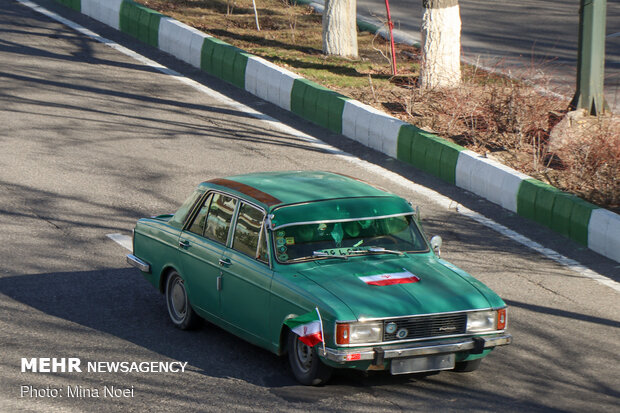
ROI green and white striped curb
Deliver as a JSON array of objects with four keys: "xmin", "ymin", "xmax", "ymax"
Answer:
[
  {"xmin": 246, "ymin": 56, "xmax": 303, "ymax": 112},
  {"xmin": 82, "ymin": 0, "xmax": 122, "ymax": 29},
  {"xmin": 51, "ymin": 0, "xmax": 620, "ymax": 264},
  {"xmin": 160, "ymin": 16, "xmax": 211, "ymax": 69}
]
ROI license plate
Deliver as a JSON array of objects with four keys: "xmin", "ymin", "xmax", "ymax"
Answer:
[{"xmin": 390, "ymin": 354, "xmax": 455, "ymax": 375}]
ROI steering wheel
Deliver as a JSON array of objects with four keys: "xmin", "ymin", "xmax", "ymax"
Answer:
[{"xmin": 366, "ymin": 235, "xmax": 398, "ymax": 246}]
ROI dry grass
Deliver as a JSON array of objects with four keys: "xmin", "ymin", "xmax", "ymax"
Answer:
[
  {"xmin": 137, "ymin": 0, "xmax": 619, "ymax": 212},
  {"xmin": 549, "ymin": 114, "xmax": 620, "ymax": 209},
  {"xmin": 141, "ymin": 0, "xmax": 420, "ymax": 89}
]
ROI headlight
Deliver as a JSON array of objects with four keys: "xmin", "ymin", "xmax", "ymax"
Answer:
[
  {"xmin": 336, "ymin": 322, "xmax": 382, "ymax": 345},
  {"xmin": 467, "ymin": 309, "xmax": 507, "ymax": 332},
  {"xmin": 467, "ymin": 311, "xmax": 496, "ymax": 333}
]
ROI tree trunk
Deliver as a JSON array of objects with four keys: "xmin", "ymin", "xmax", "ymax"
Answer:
[
  {"xmin": 322, "ymin": 0, "xmax": 358, "ymax": 59},
  {"xmin": 420, "ymin": 0, "xmax": 462, "ymax": 88}
]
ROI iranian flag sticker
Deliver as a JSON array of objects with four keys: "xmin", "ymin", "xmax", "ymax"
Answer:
[{"xmin": 359, "ymin": 270, "xmax": 420, "ymax": 286}]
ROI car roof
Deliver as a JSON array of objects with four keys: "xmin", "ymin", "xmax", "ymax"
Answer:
[{"xmin": 199, "ymin": 171, "xmax": 398, "ymax": 209}]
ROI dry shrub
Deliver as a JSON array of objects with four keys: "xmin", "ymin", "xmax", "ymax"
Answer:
[
  {"xmin": 403, "ymin": 70, "xmax": 564, "ymax": 155},
  {"xmin": 398, "ymin": 69, "xmax": 619, "ymax": 211},
  {"xmin": 550, "ymin": 116, "xmax": 620, "ymax": 211}
]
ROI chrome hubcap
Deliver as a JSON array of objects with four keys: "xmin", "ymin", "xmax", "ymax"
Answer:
[
  {"xmin": 295, "ymin": 340, "xmax": 313, "ymax": 372},
  {"xmin": 170, "ymin": 278, "xmax": 187, "ymax": 320}
]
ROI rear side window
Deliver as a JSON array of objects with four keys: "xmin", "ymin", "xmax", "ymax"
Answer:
[
  {"xmin": 168, "ymin": 189, "xmax": 204, "ymax": 228},
  {"xmin": 187, "ymin": 194, "xmax": 213, "ymax": 236},
  {"xmin": 232, "ymin": 203, "xmax": 266, "ymax": 262},
  {"xmin": 204, "ymin": 194, "xmax": 237, "ymax": 245}
]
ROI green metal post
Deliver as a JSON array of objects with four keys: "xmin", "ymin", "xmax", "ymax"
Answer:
[{"xmin": 570, "ymin": 0, "xmax": 609, "ymax": 115}]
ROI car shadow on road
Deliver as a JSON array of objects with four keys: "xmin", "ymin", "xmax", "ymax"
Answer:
[
  {"xmin": 0, "ymin": 267, "xmax": 408, "ymax": 393},
  {"xmin": 505, "ymin": 299, "xmax": 620, "ymax": 329},
  {"xmin": 1, "ymin": 266, "xmax": 616, "ymax": 411}
]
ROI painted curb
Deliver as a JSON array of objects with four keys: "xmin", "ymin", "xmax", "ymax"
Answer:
[
  {"xmin": 343, "ymin": 100, "xmax": 405, "ymax": 158},
  {"xmin": 589, "ymin": 209, "xmax": 620, "ymax": 263},
  {"xmin": 159, "ymin": 17, "xmax": 212, "ymax": 69},
  {"xmin": 245, "ymin": 56, "xmax": 302, "ymax": 112},
  {"xmin": 456, "ymin": 150, "xmax": 530, "ymax": 213},
  {"xmin": 55, "ymin": 0, "xmax": 80, "ymax": 11},
  {"xmin": 82, "ymin": 0, "xmax": 122, "ymax": 30},
  {"xmin": 51, "ymin": 0, "xmax": 620, "ymax": 264}
]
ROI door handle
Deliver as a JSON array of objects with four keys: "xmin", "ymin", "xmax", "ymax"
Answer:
[
  {"xmin": 179, "ymin": 240, "xmax": 190, "ymax": 248},
  {"xmin": 218, "ymin": 258, "xmax": 232, "ymax": 266}
]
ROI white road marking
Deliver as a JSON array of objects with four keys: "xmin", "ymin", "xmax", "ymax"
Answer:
[
  {"xmin": 18, "ymin": 0, "xmax": 619, "ymax": 293},
  {"xmin": 607, "ymin": 32, "xmax": 620, "ymax": 38},
  {"xmin": 106, "ymin": 233, "xmax": 132, "ymax": 252}
]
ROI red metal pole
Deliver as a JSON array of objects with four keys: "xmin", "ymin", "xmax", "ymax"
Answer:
[{"xmin": 384, "ymin": 0, "xmax": 397, "ymax": 75}]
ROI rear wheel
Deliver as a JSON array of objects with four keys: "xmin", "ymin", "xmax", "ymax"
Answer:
[
  {"xmin": 453, "ymin": 358, "xmax": 482, "ymax": 372},
  {"xmin": 165, "ymin": 270, "xmax": 199, "ymax": 330},
  {"xmin": 287, "ymin": 331, "xmax": 333, "ymax": 385}
]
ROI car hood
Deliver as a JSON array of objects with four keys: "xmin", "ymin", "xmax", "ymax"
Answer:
[{"xmin": 297, "ymin": 255, "xmax": 496, "ymax": 320}]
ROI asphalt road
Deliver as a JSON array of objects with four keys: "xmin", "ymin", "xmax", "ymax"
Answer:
[
  {"xmin": 359, "ymin": 0, "xmax": 620, "ymax": 110},
  {"xmin": 1, "ymin": 1, "xmax": 619, "ymax": 412}
]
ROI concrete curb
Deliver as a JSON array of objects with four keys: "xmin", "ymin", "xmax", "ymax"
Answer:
[{"xmin": 52, "ymin": 0, "xmax": 620, "ymax": 264}]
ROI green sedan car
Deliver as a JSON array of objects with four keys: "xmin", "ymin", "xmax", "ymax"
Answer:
[{"xmin": 127, "ymin": 171, "xmax": 511, "ymax": 385}]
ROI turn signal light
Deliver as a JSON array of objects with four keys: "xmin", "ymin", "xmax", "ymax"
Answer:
[
  {"xmin": 497, "ymin": 308, "xmax": 507, "ymax": 330},
  {"xmin": 336, "ymin": 323, "xmax": 350, "ymax": 345}
]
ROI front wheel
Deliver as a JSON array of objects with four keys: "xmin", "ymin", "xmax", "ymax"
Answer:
[
  {"xmin": 287, "ymin": 331, "xmax": 333, "ymax": 386},
  {"xmin": 165, "ymin": 270, "xmax": 199, "ymax": 330}
]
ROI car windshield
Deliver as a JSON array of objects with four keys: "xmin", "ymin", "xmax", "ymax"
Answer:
[{"xmin": 272, "ymin": 215, "xmax": 428, "ymax": 263}]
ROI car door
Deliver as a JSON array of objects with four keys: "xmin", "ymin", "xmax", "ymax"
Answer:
[
  {"xmin": 219, "ymin": 201, "xmax": 273, "ymax": 343},
  {"xmin": 178, "ymin": 192, "xmax": 237, "ymax": 318}
]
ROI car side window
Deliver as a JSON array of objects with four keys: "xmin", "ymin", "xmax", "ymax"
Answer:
[
  {"xmin": 232, "ymin": 203, "xmax": 267, "ymax": 263},
  {"xmin": 168, "ymin": 189, "xmax": 204, "ymax": 228},
  {"xmin": 204, "ymin": 193, "xmax": 237, "ymax": 245},
  {"xmin": 187, "ymin": 193, "xmax": 213, "ymax": 236},
  {"xmin": 257, "ymin": 226, "xmax": 269, "ymax": 264}
]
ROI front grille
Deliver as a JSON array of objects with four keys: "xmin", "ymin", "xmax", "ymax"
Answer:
[{"xmin": 383, "ymin": 313, "xmax": 467, "ymax": 341}]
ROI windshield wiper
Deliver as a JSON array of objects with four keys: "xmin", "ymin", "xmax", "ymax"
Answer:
[
  {"xmin": 312, "ymin": 251, "xmax": 348, "ymax": 260},
  {"xmin": 349, "ymin": 246, "xmax": 404, "ymax": 256}
]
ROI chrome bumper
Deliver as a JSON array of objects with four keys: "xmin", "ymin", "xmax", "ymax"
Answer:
[
  {"xmin": 324, "ymin": 334, "xmax": 512, "ymax": 364},
  {"xmin": 126, "ymin": 254, "xmax": 151, "ymax": 273}
]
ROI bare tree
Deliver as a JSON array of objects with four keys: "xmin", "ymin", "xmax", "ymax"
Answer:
[
  {"xmin": 322, "ymin": 0, "xmax": 358, "ymax": 59},
  {"xmin": 420, "ymin": 0, "xmax": 462, "ymax": 88}
]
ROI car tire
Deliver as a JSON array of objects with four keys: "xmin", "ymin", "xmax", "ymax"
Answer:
[
  {"xmin": 165, "ymin": 270, "xmax": 199, "ymax": 330},
  {"xmin": 453, "ymin": 358, "xmax": 482, "ymax": 372},
  {"xmin": 287, "ymin": 331, "xmax": 333, "ymax": 386}
]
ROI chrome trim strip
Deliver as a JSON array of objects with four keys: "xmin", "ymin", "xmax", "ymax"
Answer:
[
  {"xmin": 344, "ymin": 307, "xmax": 502, "ymax": 323},
  {"xmin": 324, "ymin": 334, "xmax": 512, "ymax": 363},
  {"xmin": 126, "ymin": 254, "xmax": 151, "ymax": 273},
  {"xmin": 334, "ymin": 308, "xmax": 507, "ymax": 347},
  {"xmin": 226, "ymin": 200, "xmax": 242, "ymax": 247},
  {"xmin": 270, "ymin": 212, "xmax": 416, "ymax": 231}
]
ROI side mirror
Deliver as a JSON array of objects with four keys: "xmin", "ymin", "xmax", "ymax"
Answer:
[{"xmin": 430, "ymin": 235, "xmax": 442, "ymax": 257}]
